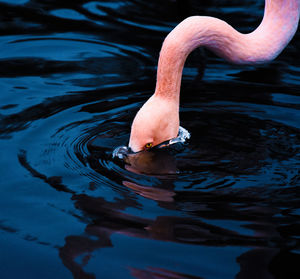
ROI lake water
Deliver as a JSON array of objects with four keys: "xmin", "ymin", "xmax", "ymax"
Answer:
[{"xmin": 0, "ymin": 0, "xmax": 299, "ymax": 278}]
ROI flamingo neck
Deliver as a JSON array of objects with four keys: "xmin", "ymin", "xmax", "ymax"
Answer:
[{"xmin": 154, "ymin": 0, "xmax": 300, "ymax": 100}]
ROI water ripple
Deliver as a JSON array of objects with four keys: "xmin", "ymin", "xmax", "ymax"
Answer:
[{"xmin": 1, "ymin": 1, "xmax": 299, "ymax": 278}]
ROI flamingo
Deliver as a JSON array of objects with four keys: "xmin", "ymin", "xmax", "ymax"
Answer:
[{"xmin": 128, "ymin": 0, "xmax": 300, "ymax": 152}]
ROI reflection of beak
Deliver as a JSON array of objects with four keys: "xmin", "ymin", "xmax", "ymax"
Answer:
[
  {"xmin": 126, "ymin": 150, "xmax": 178, "ymax": 175},
  {"xmin": 123, "ymin": 181, "xmax": 175, "ymax": 202},
  {"xmin": 113, "ymin": 145, "xmax": 178, "ymax": 175}
]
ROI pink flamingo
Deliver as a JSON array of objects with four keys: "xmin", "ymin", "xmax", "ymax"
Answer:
[{"xmin": 128, "ymin": 0, "xmax": 300, "ymax": 152}]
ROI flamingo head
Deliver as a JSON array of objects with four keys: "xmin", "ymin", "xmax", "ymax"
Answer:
[{"xmin": 129, "ymin": 94, "xmax": 179, "ymax": 153}]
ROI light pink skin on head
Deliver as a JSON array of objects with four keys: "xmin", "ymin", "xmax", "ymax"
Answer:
[{"xmin": 129, "ymin": 0, "xmax": 300, "ymax": 152}]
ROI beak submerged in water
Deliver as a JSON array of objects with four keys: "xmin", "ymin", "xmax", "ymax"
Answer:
[
  {"xmin": 112, "ymin": 126, "xmax": 190, "ymax": 175},
  {"xmin": 113, "ymin": 126, "xmax": 190, "ymax": 159}
]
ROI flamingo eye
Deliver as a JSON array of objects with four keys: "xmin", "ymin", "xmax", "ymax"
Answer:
[{"xmin": 144, "ymin": 142, "xmax": 153, "ymax": 150}]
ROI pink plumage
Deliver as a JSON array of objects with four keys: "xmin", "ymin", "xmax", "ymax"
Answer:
[{"xmin": 129, "ymin": 0, "xmax": 300, "ymax": 152}]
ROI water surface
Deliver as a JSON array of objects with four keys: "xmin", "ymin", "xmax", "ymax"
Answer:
[{"xmin": 0, "ymin": 1, "xmax": 299, "ymax": 278}]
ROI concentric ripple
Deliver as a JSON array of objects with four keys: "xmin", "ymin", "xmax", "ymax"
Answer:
[{"xmin": 17, "ymin": 87, "xmax": 300, "ymax": 195}]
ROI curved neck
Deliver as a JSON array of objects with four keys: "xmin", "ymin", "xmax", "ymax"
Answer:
[{"xmin": 154, "ymin": 0, "xmax": 300, "ymax": 100}]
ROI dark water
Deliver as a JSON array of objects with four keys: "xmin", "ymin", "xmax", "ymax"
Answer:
[{"xmin": 1, "ymin": 0, "xmax": 300, "ymax": 278}]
